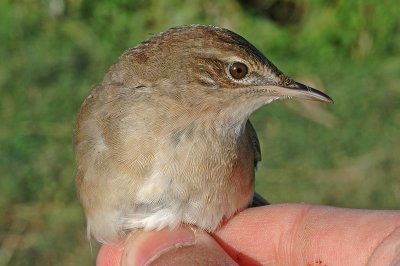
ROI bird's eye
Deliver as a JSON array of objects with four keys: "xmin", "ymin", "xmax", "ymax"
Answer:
[{"xmin": 229, "ymin": 62, "xmax": 248, "ymax": 79}]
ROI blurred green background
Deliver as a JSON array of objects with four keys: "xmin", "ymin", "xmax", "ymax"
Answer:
[{"xmin": 1, "ymin": 0, "xmax": 399, "ymax": 264}]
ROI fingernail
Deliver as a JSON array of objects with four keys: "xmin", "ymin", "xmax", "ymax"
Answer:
[{"xmin": 122, "ymin": 227, "xmax": 195, "ymax": 266}]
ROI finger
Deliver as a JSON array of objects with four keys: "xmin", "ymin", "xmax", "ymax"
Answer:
[
  {"xmin": 97, "ymin": 241, "xmax": 124, "ymax": 266},
  {"xmin": 97, "ymin": 227, "xmax": 238, "ymax": 266},
  {"xmin": 214, "ymin": 204, "xmax": 400, "ymax": 266}
]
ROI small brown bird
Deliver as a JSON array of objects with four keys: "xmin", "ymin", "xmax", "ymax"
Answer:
[{"xmin": 75, "ymin": 25, "xmax": 332, "ymax": 243}]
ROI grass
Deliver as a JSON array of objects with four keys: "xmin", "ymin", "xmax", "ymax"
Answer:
[{"xmin": 0, "ymin": 0, "xmax": 399, "ymax": 264}]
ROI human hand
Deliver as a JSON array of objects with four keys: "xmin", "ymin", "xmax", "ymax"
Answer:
[{"xmin": 97, "ymin": 204, "xmax": 400, "ymax": 265}]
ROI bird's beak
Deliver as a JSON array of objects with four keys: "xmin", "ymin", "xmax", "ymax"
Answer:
[{"xmin": 262, "ymin": 81, "xmax": 334, "ymax": 104}]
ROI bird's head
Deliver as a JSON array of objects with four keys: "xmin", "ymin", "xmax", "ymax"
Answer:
[{"xmin": 104, "ymin": 25, "xmax": 332, "ymax": 126}]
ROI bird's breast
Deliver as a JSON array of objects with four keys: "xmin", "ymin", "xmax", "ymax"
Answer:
[{"xmin": 126, "ymin": 121, "xmax": 255, "ymax": 229}]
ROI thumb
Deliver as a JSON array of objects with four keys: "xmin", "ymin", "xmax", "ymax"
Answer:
[{"xmin": 97, "ymin": 227, "xmax": 238, "ymax": 266}]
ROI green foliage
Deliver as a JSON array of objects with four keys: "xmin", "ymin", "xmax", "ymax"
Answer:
[{"xmin": 0, "ymin": 0, "xmax": 399, "ymax": 264}]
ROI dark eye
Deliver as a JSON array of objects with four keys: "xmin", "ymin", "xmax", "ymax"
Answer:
[{"xmin": 229, "ymin": 62, "xmax": 248, "ymax": 79}]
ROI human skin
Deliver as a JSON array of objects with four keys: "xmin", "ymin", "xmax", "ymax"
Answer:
[{"xmin": 97, "ymin": 204, "xmax": 400, "ymax": 266}]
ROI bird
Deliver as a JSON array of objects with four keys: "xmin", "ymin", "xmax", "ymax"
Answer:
[{"xmin": 74, "ymin": 24, "xmax": 333, "ymax": 244}]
